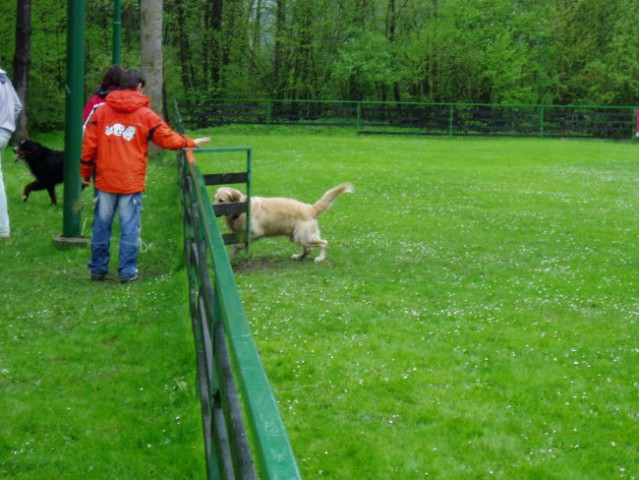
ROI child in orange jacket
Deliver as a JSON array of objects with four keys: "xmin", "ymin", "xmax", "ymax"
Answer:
[{"xmin": 81, "ymin": 69, "xmax": 209, "ymax": 282}]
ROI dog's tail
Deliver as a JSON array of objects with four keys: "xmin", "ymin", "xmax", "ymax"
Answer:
[{"xmin": 312, "ymin": 183, "xmax": 354, "ymax": 217}]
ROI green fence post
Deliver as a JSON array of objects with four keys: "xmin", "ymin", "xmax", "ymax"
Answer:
[
  {"xmin": 112, "ymin": 0, "xmax": 122, "ymax": 65},
  {"xmin": 267, "ymin": 101, "xmax": 271, "ymax": 126},
  {"xmin": 448, "ymin": 104, "xmax": 454, "ymax": 136},
  {"xmin": 55, "ymin": 0, "xmax": 89, "ymax": 247},
  {"xmin": 245, "ymin": 148, "xmax": 252, "ymax": 252}
]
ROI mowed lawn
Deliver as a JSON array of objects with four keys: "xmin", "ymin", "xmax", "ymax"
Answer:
[{"xmin": 2, "ymin": 128, "xmax": 639, "ymax": 479}]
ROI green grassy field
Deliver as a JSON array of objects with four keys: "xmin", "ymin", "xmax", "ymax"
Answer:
[
  {"xmin": 2, "ymin": 128, "xmax": 638, "ymax": 479},
  {"xmin": 0, "ymin": 134, "xmax": 204, "ymax": 479}
]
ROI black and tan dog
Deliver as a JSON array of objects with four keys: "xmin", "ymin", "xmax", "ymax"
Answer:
[{"xmin": 14, "ymin": 139, "xmax": 65, "ymax": 205}]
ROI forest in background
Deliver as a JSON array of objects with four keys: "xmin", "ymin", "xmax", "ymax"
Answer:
[{"xmin": 1, "ymin": 0, "xmax": 638, "ymax": 132}]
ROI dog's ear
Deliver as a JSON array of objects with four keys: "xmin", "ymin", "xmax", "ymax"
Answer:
[{"xmin": 228, "ymin": 189, "xmax": 243, "ymax": 203}]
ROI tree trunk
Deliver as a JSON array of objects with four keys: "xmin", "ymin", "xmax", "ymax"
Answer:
[
  {"xmin": 141, "ymin": 0, "xmax": 164, "ymax": 118},
  {"xmin": 208, "ymin": 0, "xmax": 223, "ymax": 90},
  {"xmin": 176, "ymin": 0, "xmax": 193, "ymax": 92},
  {"xmin": 386, "ymin": 0, "xmax": 402, "ymax": 103},
  {"xmin": 273, "ymin": 0, "xmax": 286, "ymax": 99},
  {"xmin": 12, "ymin": 0, "xmax": 31, "ymax": 141},
  {"xmin": 140, "ymin": 0, "xmax": 163, "ymax": 159}
]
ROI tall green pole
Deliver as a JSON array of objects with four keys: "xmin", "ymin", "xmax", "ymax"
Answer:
[
  {"xmin": 112, "ymin": 0, "xmax": 122, "ymax": 65},
  {"xmin": 56, "ymin": 0, "xmax": 88, "ymax": 245}
]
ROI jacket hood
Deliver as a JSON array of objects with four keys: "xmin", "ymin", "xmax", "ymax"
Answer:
[{"xmin": 105, "ymin": 89, "xmax": 150, "ymax": 113}]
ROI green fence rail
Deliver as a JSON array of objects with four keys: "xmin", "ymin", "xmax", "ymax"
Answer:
[
  {"xmin": 174, "ymin": 104, "xmax": 300, "ymax": 479},
  {"xmin": 177, "ymin": 98, "xmax": 638, "ymax": 140}
]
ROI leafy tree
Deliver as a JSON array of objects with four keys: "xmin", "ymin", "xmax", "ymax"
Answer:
[
  {"xmin": 1, "ymin": 0, "xmax": 639, "ymax": 132},
  {"xmin": 334, "ymin": 31, "xmax": 398, "ymax": 101},
  {"xmin": 549, "ymin": 0, "xmax": 639, "ymax": 105}
]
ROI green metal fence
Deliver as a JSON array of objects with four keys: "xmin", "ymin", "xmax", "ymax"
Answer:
[
  {"xmin": 174, "ymin": 104, "xmax": 300, "ymax": 479},
  {"xmin": 177, "ymin": 98, "xmax": 638, "ymax": 140}
]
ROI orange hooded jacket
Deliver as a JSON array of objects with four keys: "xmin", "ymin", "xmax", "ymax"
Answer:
[{"xmin": 81, "ymin": 89, "xmax": 197, "ymax": 194}]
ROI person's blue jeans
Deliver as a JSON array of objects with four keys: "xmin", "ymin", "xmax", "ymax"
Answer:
[{"xmin": 88, "ymin": 190, "xmax": 142, "ymax": 280}]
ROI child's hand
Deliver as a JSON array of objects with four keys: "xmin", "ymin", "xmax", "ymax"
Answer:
[{"xmin": 193, "ymin": 137, "xmax": 210, "ymax": 147}]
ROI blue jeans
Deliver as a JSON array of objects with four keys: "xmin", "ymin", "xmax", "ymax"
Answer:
[{"xmin": 88, "ymin": 190, "xmax": 142, "ymax": 279}]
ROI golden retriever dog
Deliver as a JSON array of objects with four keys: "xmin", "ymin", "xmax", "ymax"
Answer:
[{"xmin": 214, "ymin": 183, "xmax": 353, "ymax": 262}]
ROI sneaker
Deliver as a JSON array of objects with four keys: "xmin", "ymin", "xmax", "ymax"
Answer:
[
  {"xmin": 91, "ymin": 273, "xmax": 106, "ymax": 281},
  {"xmin": 118, "ymin": 274, "xmax": 138, "ymax": 284}
]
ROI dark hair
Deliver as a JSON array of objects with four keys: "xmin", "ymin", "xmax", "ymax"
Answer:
[
  {"xmin": 120, "ymin": 70, "xmax": 146, "ymax": 90},
  {"xmin": 99, "ymin": 65, "xmax": 124, "ymax": 91}
]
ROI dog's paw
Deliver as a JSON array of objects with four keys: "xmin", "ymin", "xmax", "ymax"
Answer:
[{"xmin": 22, "ymin": 195, "xmax": 28, "ymax": 202}]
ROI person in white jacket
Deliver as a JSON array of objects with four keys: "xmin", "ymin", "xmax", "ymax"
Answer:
[{"xmin": 0, "ymin": 67, "xmax": 23, "ymax": 237}]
